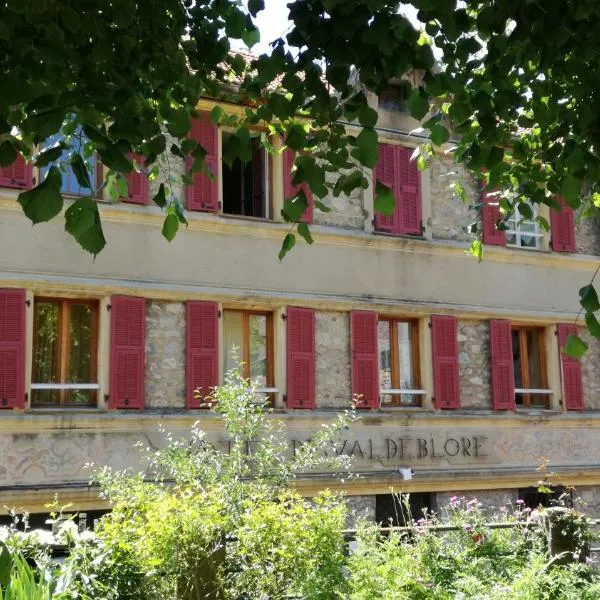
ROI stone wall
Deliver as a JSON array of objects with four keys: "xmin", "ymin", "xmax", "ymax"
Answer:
[
  {"xmin": 346, "ymin": 494, "xmax": 376, "ymax": 527},
  {"xmin": 315, "ymin": 311, "xmax": 352, "ymax": 409},
  {"xmin": 147, "ymin": 139, "xmax": 186, "ymax": 205},
  {"xmin": 313, "ymin": 170, "xmax": 367, "ymax": 230},
  {"xmin": 573, "ymin": 485, "xmax": 600, "ymax": 519},
  {"xmin": 145, "ymin": 301, "xmax": 186, "ymax": 408},
  {"xmin": 435, "ymin": 489, "xmax": 518, "ymax": 516},
  {"xmin": 458, "ymin": 320, "xmax": 491, "ymax": 409},
  {"xmin": 581, "ymin": 329, "xmax": 600, "ymax": 410},
  {"xmin": 429, "ymin": 155, "xmax": 478, "ymax": 243},
  {"xmin": 575, "ymin": 215, "xmax": 600, "ymax": 256}
]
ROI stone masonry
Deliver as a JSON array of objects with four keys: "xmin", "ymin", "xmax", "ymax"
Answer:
[
  {"xmin": 314, "ymin": 170, "xmax": 368, "ymax": 230},
  {"xmin": 429, "ymin": 155, "xmax": 479, "ymax": 244},
  {"xmin": 575, "ymin": 215, "xmax": 600, "ymax": 256},
  {"xmin": 315, "ymin": 311, "xmax": 352, "ymax": 409},
  {"xmin": 458, "ymin": 320, "xmax": 492, "ymax": 409},
  {"xmin": 145, "ymin": 301, "xmax": 186, "ymax": 408},
  {"xmin": 581, "ymin": 330, "xmax": 600, "ymax": 410},
  {"xmin": 346, "ymin": 494, "xmax": 376, "ymax": 527},
  {"xmin": 435, "ymin": 489, "xmax": 518, "ymax": 517}
]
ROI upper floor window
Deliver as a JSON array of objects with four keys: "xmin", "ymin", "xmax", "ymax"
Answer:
[
  {"xmin": 378, "ymin": 318, "xmax": 424, "ymax": 406},
  {"xmin": 222, "ymin": 133, "xmax": 272, "ymax": 219},
  {"xmin": 506, "ymin": 202, "xmax": 543, "ymax": 249},
  {"xmin": 31, "ymin": 298, "xmax": 99, "ymax": 407},
  {"xmin": 41, "ymin": 128, "xmax": 99, "ymax": 197},
  {"xmin": 378, "ymin": 84, "xmax": 409, "ymax": 112},
  {"xmin": 222, "ymin": 309, "xmax": 275, "ymax": 402},
  {"xmin": 512, "ymin": 325, "xmax": 550, "ymax": 408},
  {"xmin": 374, "ymin": 144, "xmax": 422, "ymax": 236}
]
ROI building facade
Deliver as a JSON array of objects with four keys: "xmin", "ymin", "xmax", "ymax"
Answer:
[{"xmin": 1, "ymin": 96, "xmax": 600, "ymax": 524}]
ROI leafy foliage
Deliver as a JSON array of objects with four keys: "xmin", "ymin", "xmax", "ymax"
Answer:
[{"xmin": 2, "ymin": 1, "xmax": 600, "ymax": 333}]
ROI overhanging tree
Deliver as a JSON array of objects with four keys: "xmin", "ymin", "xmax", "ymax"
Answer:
[{"xmin": 1, "ymin": 0, "xmax": 599, "ymax": 347}]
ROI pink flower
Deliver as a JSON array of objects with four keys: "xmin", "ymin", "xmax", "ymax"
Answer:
[{"xmin": 516, "ymin": 499, "xmax": 525, "ymax": 505}]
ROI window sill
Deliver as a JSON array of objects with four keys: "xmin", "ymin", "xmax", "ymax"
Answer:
[
  {"xmin": 26, "ymin": 407, "xmax": 106, "ymax": 414},
  {"xmin": 373, "ymin": 231, "xmax": 424, "ymax": 241},
  {"xmin": 219, "ymin": 213, "xmax": 275, "ymax": 224}
]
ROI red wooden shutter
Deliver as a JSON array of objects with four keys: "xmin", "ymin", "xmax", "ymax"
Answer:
[
  {"xmin": 374, "ymin": 143, "xmax": 400, "ymax": 233},
  {"xmin": 551, "ymin": 195, "xmax": 576, "ymax": 253},
  {"xmin": 557, "ymin": 323, "xmax": 583, "ymax": 411},
  {"xmin": 186, "ymin": 301, "xmax": 219, "ymax": 409},
  {"xmin": 0, "ymin": 288, "xmax": 25, "ymax": 409},
  {"xmin": 0, "ymin": 155, "xmax": 33, "ymax": 190},
  {"xmin": 489, "ymin": 319, "xmax": 515, "ymax": 410},
  {"xmin": 187, "ymin": 113, "xmax": 219, "ymax": 212},
  {"xmin": 286, "ymin": 307, "xmax": 315, "ymax": 409},
  {"xmin": 351, "ymin": 311, "xmax": 379, "ymax": 409},
  {"xmin": 396, "ymin": 146, "xmax": 422, "ymax": 235},
  {"xmin": 431, "ymin": 315, "xmax": 460, "ymax": 409},
  {"xmin": 124, "ymin": 154, "xmax": 148, "ymax": 205},
  {"xmin": 482, "ymin": 191, "xmax": 506, "ymax": 245},
  {"xmin": 283, "ymin": 148, "xmax": 313, "ymax": 224},
  {"xmin": 251, "ymin": 138, "xmax": 265, "ymax": 218},
  {"xmin": 110, "ymin": 296, "xmax": 145, "ymax": 409}
]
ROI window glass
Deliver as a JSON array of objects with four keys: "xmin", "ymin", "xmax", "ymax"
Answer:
[
  {"xmin": 379, "ymin": 319, "xmax": 421, "ymax": 406},
  {"xmin": 512, "ymin": 327, "xmax": 548, "ymax": 408},
  {"xmin": 248, "ymin": 314, "xmax": 267, "ymax": 387},
  {"xmin": 507, "ymin": 202, "xmax": 543, "ymax": 249},
  {"xmin": 32, "ymin": 302, "xmax": 60, "ymax": 406},
  {"xmin": 223, "ymin": 310, "xmax": 244, "ymax": 373},
  {"xmin": 32, "ymin": 299, "xmax": 98, "ymax": 407}
]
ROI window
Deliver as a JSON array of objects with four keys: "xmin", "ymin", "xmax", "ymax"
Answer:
[
  {"xmin": 222, "ymin": 310, "xmax": 274, "ymax": 402},
  {"xmin": 222, "ymin": 133, "xmax": 271, "ymax": 218},
  {"xmin": 378, "ymin": 318, "xmax": 424, "ymax": 406},
  {"xmin": 31, "ymin": 298, "xmax": 99, "ymax": 407},
  {"xmin": 378, "ymin": 83, "xmax": 409, "ymax": 112},
  {"xmin": 511, "ymin": 326, "xmax": 550, "ymax": 408},
  {"xmin": 41, "ymin": 127, "xmax": 99, "ymax": 197},
  {"xmin": 507, "ymin": 202, "xmax": 543, "ymax": 249},
  {"xmin": 518, "ymin": 486, "xmax": 571, "ymax": 510}
]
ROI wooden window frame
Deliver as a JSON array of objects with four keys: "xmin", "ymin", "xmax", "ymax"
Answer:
[
  {"xmin": 32, "ymin": 298, "xmax": 99, "ymax": 407},
  {"xmin": 224, "ymin": 309, "xmax": 275, "ymax": 399},
  {"xmin": 379, "ymin": 317, "xmax": 422, "ymax": 407},
  {"xmin": 512, "ymin": 325, "xmax": 550, "ymax": 408}
]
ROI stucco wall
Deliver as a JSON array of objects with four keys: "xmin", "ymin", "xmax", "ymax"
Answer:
[
  {"xmin": 145, "ymin": 301, "xmax": 186, "ymax": 408},
  {"xmin": 458, "ymin": 320, "xmax": 491, "ymax": 409},
  {"xmin": 429, "ymin": 155, "xmax": 478, "ymax": 243},
  {"xmin": 581, "ymin": 329, "xmax": 600, "ymax": 411},
  {"xmin": 575, "ymin": 215, "xmax": 600, "ymax": 256},
  {"xmin": 315, "ymin": 311, "xmax": 351, "ymax": 409}
]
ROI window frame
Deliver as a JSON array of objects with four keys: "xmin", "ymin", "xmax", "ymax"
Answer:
[
  {"xmin": 506, "ymin": 201, "xmax": 544, "ymax": 250},
  {"xmin": 31, "ymin": 297, "xmax": 99, "ymax": 408},
  {"xmin": 220, "ymin": 130, "xmax": 274, "ymax": 220},
  {"xmin": 378, "ymin": 317, "xmax": 424, "ymax": 407},
  {"xmin": 511, "ymin": 324, "xmax": 551, "ymax": 408},
  {"xmin": 222, "ymin": 309, "xmax": 275, "ymax": 399}
]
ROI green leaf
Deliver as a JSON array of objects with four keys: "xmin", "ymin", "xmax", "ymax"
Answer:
[
  {"xmin": 313, "ymin": 199, "xmax": 331, "ymax": 213},
  {"xmin": 564, "ymin": 334, "xmax": 588, "ymax": 359},
  {"xmin": 560, "ymin": 174, "xmax": 582, "ymax": 207},
  {"xmin": 162, "ymin": 213, "xmax": 179, "ymax": 241},
  {"xmin": 210, "ymin": 105, "xmax": 224, "ymax": 125},
  {"xmin": 285, "ymin": 124, "xmax": 306, "ymax": 151},
  {"xmin": 64, "ymin": 196, "xmax": 106, "ymax": 255},
  {"xmin": 350, "ymin": 128, "xmax": 378, "ymax": 168},
  {"xmin": 585, "ymin": 312, "xmax": 600, "ymax": 339},
  {"xmin": 278, "ymin": 232, "xmax": 296, "ymax": 260},
  {"xmin": 24, "ymin": 107, "xmax": 66, "ymax": 138},
  {"xmin": 406, "ymin": 88, "xmax": 429, "ymax": 120},
  {"xmin": 167, "ymin": 109, "xmax": 191, "ymax": 138},
  {"xmin": 18, "ymin": 166, "xmax": 63, "ymax": 224},
  {"xmin": 69, "ymin": 152, "xmax": 92, "ymax": 189},
  {"xmin": 35, "ymin": 143, "xmax": 65, "ymax": 167},
  {"xmin": 579, "ymin": 284, "xmax": 600, "ymax": 313},
  {"xmin": 0, "ymin": 140, "xmax": 17, "ymax": 166},
  {"xmin": 358, "ymin": 105, "xmax": 378, "ymax": 128},
  {"xmin": 242, "ymin": 26, "xmax": 260, "ymax": 48},
  {"xmin": 0, "ymin": 541, "xmax": 11, "ymax": 587},
  {"xmin": 429, "ymin": 123, "xmax": 450, "ymax": 146},
  {"xmin": 297, "ymin": 222, "xmax": 313, "ymax": 245},
  {"xmin": 153, "ymin": 183, "xmax": 167, "ymax": 208},
  {"xmin": 282, "ymin": 192, "xmax": 308, "ymax": 222},
  {"xmin": 248, "ymin": 0, "xmax": 265, "ymax": 17},
  {"xmin": 374, "ymin": 181, "xmax": 396, "ymax": 215}
]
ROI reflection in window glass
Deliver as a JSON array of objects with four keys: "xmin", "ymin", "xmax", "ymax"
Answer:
[
  {"xmin": 32, "ymin": 302, "xmax": 60, "ymax": 406},
  {"xmin": 69, "ymin": 304, "xmax": 94, "ymax": 405},
  {"xmin": 397, "ymin": 322, "xmax": 414, "ymax": 391},
  {"xmin": 249, "ymin": 314, "xmax": 267, "ymax": 388},
  {"xmin": 512, "ymin": 327, "xmax": 548, "ymax": 408},
  {"xmin": 223, "ymin": 311, "xmax": 244, "ymax": 374}
]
